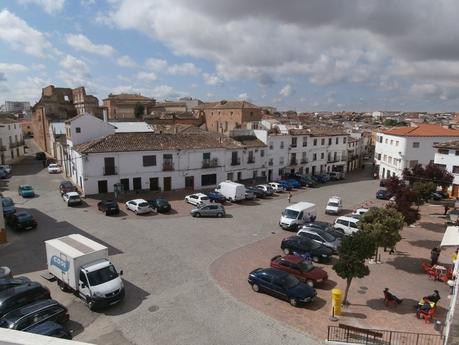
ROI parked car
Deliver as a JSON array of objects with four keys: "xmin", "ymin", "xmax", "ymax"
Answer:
[
  {"xmin": 6, "ymin": 211, "xmax": 37, "ymax": 231},
  {"xmin": 376, "ymin": 189, "xmax": 392, "ymax": 200},
  {"xmin": 246, "ymin": 186, "xmax": 266, "ymax": 198},
  {"xmin": 247, "ymin": 268, "xmax": 316, "ymax": 306},
  {"xmin": 0, "ymin": 170, "xmax": 7, "ymax": 179},
  {"xmin": 277, "ymin": 180, "xmax": 293, "ymax": 191},
  {"xmin": 280, "ymin": 236, "xmax": 333, "ymax": 262},
  {"xmin": 303, "ymin": 221, "xmax": 345, "ymax": 239},
  {"xmin": 325, "ymin": 196, "xmax": 342, "ymax": 215},
  {"xmin": 1, "ymin": 197, "xmax": 15, "ymax": 217},
  {"xmin": 0, "ymin": 277, "xmax": 31, "ymax": 292},
  {"xmin": 97, "ymin": 200, "xmax": 120, "ymax": 215},
  {"xmin": 185, "ymin": 193, "xmax": 210, "ymax": 206},
  {"xmin": 215, "ymin": 181, "xmax": 246, "ymax": 202},
  {"xmin": 147, "ymin": 198, "xmax": 171, "ymax": 213},
  {"xmin": 297, "ymin": 227, "xmax": 341, "ymax": 253},
  {"xmin": 334, "ymin": 216, "xmax": 360, "ymax": 235},
  {"xmin": 0, "ymin": 299, "xmax": 69, "ymax": 331},
  {"xmin": 379, "ymin": 179, "xmax": 388, "ymax": 187},
  {"xmin": 125, "ymin": 199, "xmax": 151, "ymax": 214},
  {"xmin": 18, "ymin": 185, "xmax": 35, "ymax": 198},
  {"xmin": 27, "ymin": 321, "xmax": 72, "ymax": 339},
  {"xmin": 287, "ymin": 174, "xmax": 316, "ymax": 187},
  {"xmin": 245, "ymin": 190, "xmax": 256, "ymax": 200},
  {"xmin": 59, "ymin": 181, "xmax": 75, "ymax": 195},
  {"xmin": 256, "ymin": 184, "xmax": 274, "ymax": 196},
  {"xmin": 430, "ymin": 191, "xmax": 448, "ymax": 201},
  {"xmin": 270, "ymin": 255, "xmax": 328, "ymax": 287},
  {"xmin": 190, "ymin": 204, "xmax": 225, "ymax": 218},
  {"xmin": 47, "ymin": 164, "xmax": 61, "ymax": 174},
  {"xmin": 35, "ymin": 152, "xmax": 46, "ymax": 160},
  {"xmin": 205, "ymin": 191, "xmax": 226, "ymax": 203},
  {"xmin": 351, "ymin": 208, "xmax": 370, "ymax": 219},
  {"xmin": 318, "ymin": 173, "xmax": 331, "ymax": 183},
  {"xmin": 0, "ymin": 282, "xmax": 50, "ymax": 317},
  {"xmin": 0, "ymin": 165, "xmax": 11, "ymax": 174},
  {"xmin": 62, "ymin": 192, "xmax": 82, "ymax": 206},
  {"xmin": 286, "ymin": 179, "xmax": 301, "ymax": 189},
  {"xmin": 268, "ymin": 182, "xmax": 285, "ymax": 193},
  {"xmin": 329, "ymin": 171, "xmax": 345, "ymax": 180}
]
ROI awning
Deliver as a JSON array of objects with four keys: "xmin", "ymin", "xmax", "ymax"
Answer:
[{"xmin": 441, "ymin": 226, "xmax": 459, "ymax": 247}]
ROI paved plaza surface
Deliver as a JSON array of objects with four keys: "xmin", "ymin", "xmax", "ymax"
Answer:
[{"xmin": 1, "ymin": 141, "xmax": 450, "ymax": 344}]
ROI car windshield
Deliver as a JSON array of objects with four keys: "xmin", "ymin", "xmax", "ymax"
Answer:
[
  {"xmin": 298, "ymin": 261, "xmax": 314, "ymax": 272},
  {"xmin": 22, "ymin": 186, "xmax": 32, "ymax": 190},
  {"xmin": 138, "ymin": 202, "xmax": 149, "ymax": 207},
  {"xmin": 0, "ymin": 318, "xmax": 13, "ymax": 328},
  {"xmin": 17, "ymin": 213, "xmax": 32, "ymax": 221},
  {"xmin": 69, "ymin": 195, "xmax": 80, "ymax": 200},
  {"xmin": 61, "ymin": 182, "xmax": 72, "ymax": 188},
  {"xmin": 282, "ymin": 275, "xmax": 300, "ymax": 289},
  {"xmin": 301, "ymin": 239, "xmax": 320, "ymax": 250},
  {"xmin": 2, "ymin": 198, "xmax": 13, "ymax": 207},
  {"xmin": 87, "ymin": 265, "xmax": 118, "ymax": 286},
  {"xmin": 156, "ymin": 199, "xmax": 168, "ymax": 205},
  {"xmin": 104, "ymin": 201, "xmax": 116, "ymax": 207},
  {"xmin": 49, "ymin": 164, "xmax": 58, "ymax": 168},
  {"xmin": 283, "ymin": 209, "xmax": 299, "ymax": 219},
  {"xmin": 320, "ymin": 231, "xmax": 335, "ymax": 242},
  {"xmin": 201, "ymin": 196, "xmax": 209, "ymax": 201},
  {"xmin": 328, "ymin": 202, "xmax": 339, "ymax": 207}
]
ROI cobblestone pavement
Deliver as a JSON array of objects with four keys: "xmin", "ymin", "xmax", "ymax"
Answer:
[{"xmin": 1, "ymin": 140, "xmax": 416, "ymax": 345}]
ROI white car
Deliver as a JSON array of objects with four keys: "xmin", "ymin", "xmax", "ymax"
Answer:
[
  {"xmin": 0, "ymin": 165, "xmax": 11, "ymax": 174},
  {"xmin": 334, "ymin": 216, "xmax": 359, "ymax": 235},
  {"xmin": 325, "ymin": 196, "xmax": 342, "ymax": 215},
  {"xmin": 185, "ymin": 193, "xmax": 210, "ymax": 206},
  {"xmin": 62, "ymin": 192, "xmax": 82, "ymax": 206},
  {"xmin": 47, "ymin": 164, "xmax": 61, "ymax": 174},
  {"xmin": 268, "ymin": 182, "xmax": 285, "ymax": 193},
  {"xmin": 125, "ymin": 199, "xmax": 151, "ymax": 214},
  {"xmin": 351, "ymin": 208, "xmax": 369, "ymax": 219}
]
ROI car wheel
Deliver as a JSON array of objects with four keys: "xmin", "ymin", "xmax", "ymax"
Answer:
[
  {"xmin": 312, "ymin": 256, "xmax": 319, "ymax": 263},
  {"xmin": 289, "ymin": 298, "xmax": 298, "ymax": 307},
  {"xmin": 194, "ymin": 212, "xmax": 201, "ymax": 217},
  {"xmin": 283, "ymin": 248, "xmax": 290, "ymax": 255},
  {"xmin": 252, "ymin": 284, "xmax": 260, "ymax": 292},
  {"xmin": 58, "ymin": 280, "xmax": 69, "ymax": 292},
  {"xmin": 88, "ymin": 300, "xmax": 96, "ymax": 311},
  {"xmin": 134, "ymin": 210, "xmax": 138, "ymax": 215},
  {"xmin": 306, "ymin": 279, "xmax": 314, "ymax": 287},
  {"xmin": 217, "ymin": 212, "xmax": 223, "ymax": 218}
]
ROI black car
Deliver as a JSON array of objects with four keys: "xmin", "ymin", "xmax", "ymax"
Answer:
[
  {"xmin": 248, "ymin": 268, "xmax": 316, "ymax": 307},
  {"xmin": 246, "ymin": 186, "xmax": 266, "ymax": 198},
  {"xmin": 97, "ymin": 200, "xmax": 120, "ymax": 215},
  {"xmin": 379, "ymin": 179, "xmax": 388, "ymax": 187},
  {"xmin": 281, "ymin": 236, "xmax": 333, "ymax": 262},
  {"xmin": 0, "ymin": 299, "xmax": 69, "ymax": 331},
  {"xmin": 430, "ymin": 191, "xmax": 448, "ymax": 201},
  {"xmin": 0, "ymin": 277, "xmax": 31, "ymax": 292},
  {"xmin": 6, "ymin": 212, "xmax": 37, "ymax": 231},
  {"xmin": 59, "ymin": 181, "xmax": 75, "ymax": 195},
  {"xmin": 304, "ymin": 221, "xmax": 345, "ymax": 239},
  {"xmin": 148, "ymin": 198, "xmax": 171, "ymax": 213},
  {"xmin": 35, "ymin": 152, "xmax": 46, "ymax": 161},
  {"xmin": 27, "ymin": 321, "xmax": 72, "ymax": 339},
  {"xmin": 0, "ymin": 282, "xmax": 50, "ymax": 317}
]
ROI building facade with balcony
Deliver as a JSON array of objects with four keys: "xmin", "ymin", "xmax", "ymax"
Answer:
[
  {"xmin": 433, "ymin": 140, "xmax": 459, "ymax": 197},
  {"xmin": 0, "ymin": 117, "xmax": 25, "ymax": 163},
  {"xmin": 374, "ymin": 124, "xmax": 459, "ymax": 179}
]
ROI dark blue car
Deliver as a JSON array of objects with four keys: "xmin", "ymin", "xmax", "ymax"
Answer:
[
  {"xmin": 277, "ymin": 180, "xmax": 293, "ymax": 191},
  {"xmin": 248, "ymin": 268, "xmax": 316, "ymax": 307},
  {"xmin": 27, "ymin": 321, "xmax": 72, "ymax": 339},
  {"xmin": 376, "ymin": 189, "xmax": 392, "ymax": 200},
  {"xmin": 205, "ymin": 191, "xmax": 226, "ymax": 203},
  {"xmin": 286, "ymin": 179, "xmax": 301, "ymax": 188}
]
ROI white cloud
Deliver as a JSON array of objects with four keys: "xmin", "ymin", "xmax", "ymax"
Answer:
[
  {"xmin": 145, "ymin": 58, "xmax": 168, "ymax": 71},
  {"xmin": 136, "ymin": 71, "xmax": 157, "ymax": 81},
  {"xmin": 0, "ymin": 73, "xmax": 6, "ymax": 82},
  {"xmin": 152, "ymin": 85, "xmax": 185, "ymax": 99},
  {"xmin": 0, "ymin": 63, "xmax": 28, "ymax": 73},
  {"xmin": 145, "ymin": 58, "xmax": 199, "ymax": 76},
  {"xmin": 117, "ymin": 55, "xmax": 136, "ymax": 68},
  {"xmin": 18, "ymin": 0, "xmax": 65, "ymax": 14},
  {"xmin": 203, "ymin": 73, "xmax": 222, "ymax": 85},
  {"xmin": 0, "ymin": 9, "xmax": 51, "ymax": 57},
  {"xmin": 279, "ymin": 84, "xmax": 294, "ymax": 98},
  {"xmin": 58, "ymin": 54, "xmax": 91, "ymax": 86},
  {"xmin": 66, "ymin": 34, "xmax": 115, "ymax": 57},
  {"xmin": 237, "ymin": 93, "xmax": 248, "ymax": 100}
]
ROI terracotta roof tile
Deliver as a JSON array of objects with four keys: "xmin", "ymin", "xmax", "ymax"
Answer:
[
  {"xmin": 381, "ymin": 124, "xmax": 459, "ymax": 137},
  {"xmin": 194, "ymin": 100, "xmax": 259, "ymax": 110}
]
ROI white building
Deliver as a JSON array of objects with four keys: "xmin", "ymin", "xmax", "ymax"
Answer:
[
  {"xmin": 0, "ymin": 117, "xmax": 25, "ymax": 164},
  {"xmin": 434, "ymin": 140, "xmax": 459, "ymax": 197},
  {"xmin": 374, "ymin": 124, "xmax": 459, "ymax": 179}
]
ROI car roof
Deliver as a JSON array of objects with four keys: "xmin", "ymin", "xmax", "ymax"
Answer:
[
  {"xmin": 3, "ymin": 299, "xmax": 59, "ymax": 319},
  {"xmin": 0, "ymin": 282, "xmax": 42, "ymax": 300},
  {"xmin": 279, "ymin": 255, "xmax": 303, "ymax": 264},
  {"xmin": 19, "ymin": 185, "xmax": 31, "ymax": 188},
  {"xmin": 66, "ymin": 192, "xmax": 79, "ymax": 196},
  {"xmin": 328, "ymin": 196, "xmax": 341, "ymax": 201},
  {"xmin": 191, "ymin": 193, "xmax": 207, "ymax": 197},
  {"xmin": 130, "ymin": 199, "xmax": 148, "ymax": 203},
  {"xmin": 60, "ymin": 180, "xmax": 73, "ymax": 185},
  {"xmin": 27, "ymin": 320, "xmax": 66, "ymax": 335},
  {"xmin": 336, "ymin": 216, "xmax": 359, "ymax": 222},
  {"xmin": 257, "ymin": 268, "xmax": 288, "ymax": 278}
]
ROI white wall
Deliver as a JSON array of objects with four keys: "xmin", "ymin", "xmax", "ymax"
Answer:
[
  {"xmin": 434, "ymin": 150, "xmax": 459, "ymax": 185},
  {"xmin": 67, "ymin": 114, "xmax": 115, "ymax": 146},
  {"xmin": 0, "ymin": 121, "xmax": 25, "ymax": 163}
]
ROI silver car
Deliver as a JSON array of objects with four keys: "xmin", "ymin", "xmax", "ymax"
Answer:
[
  {"xmin": 191, "ymin": 204, "xmax": 225, "ymax": 218},
  {"xmin": 296, "ymin": 227, "xmax": 341, "ymax": 253}
]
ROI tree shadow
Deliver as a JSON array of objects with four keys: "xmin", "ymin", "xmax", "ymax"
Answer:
[
  {"xmin": 386, "ymin": 256, "xmax": 427, "ymax": 274},
  {"xmin": 366, "ymin": 298, "xmax": 420, "ymax": 315},
  {"xmin": 408, "ymin": 239, "xmax": 441, "ymax": 250},
  {"xmin": 320, "ymin": 279, "xmax": 337, "ymax": 290},
  {"xmin": 341, "ymin": 311, "xmax": 367, "ymax": 319},
  {"xmin": 2, "ymin": 207, "xmax": 123, "ymax": 275},
  {"xmin": 239, "ymin": 200, "xmax": 261, "ymax": 206},
  {"xmin": 417, "ymin": 222, "xmax": 446, "ymax": 234}
]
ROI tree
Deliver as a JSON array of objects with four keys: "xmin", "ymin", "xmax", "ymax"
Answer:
[
  {"xmin": 385, "ymin": 176, "xmax": 420, "ymax": 225},
  {"xmin": 134, "ymin": 102, "xmax": 145, "ymax": 118},
  {"xmin": 333, "ymin": 231, "xmax": 376, "ymax": 305},
  {"xmin": 412, "ymin": 181, "xmax": 437, "ymax": 204},
  {"xmin": 359, "ymin": 207, "xmax": 404, "ymax": 259},
  {"xmin": 403, "ymin": 163, "xmax": 453, "ymax": 189}
]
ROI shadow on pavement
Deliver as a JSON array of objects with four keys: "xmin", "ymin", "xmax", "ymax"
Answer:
[
  {"xmin": 341, "ymin": 311, "xmax": 367, "ymax": 319},
  {"xmin": 102, "ymin": 279, "xmax": 150, "ymax": 316},
  {"xmin": 320, "ymin": 279, "xmax": 337, "ymax": 290},
  {"xmin": 408, "ymin": 239, "xmax": 441, "ymax": 250},
  {"xmin": 417, "ymin": 222, "xmax": 446, "ymax": 234},
  {"xmin": 305, "ymin": 296, "xmax": 327, "ymax": 311},
  {"xmin": 2, "ymin": 207, "xmax": 123, "ymax": 275},
  {"xmin": 10, "ymin": 156, "xmax": 45, "ymax": 176},
  {"xmin": 386, "ymin": 256, "xmax": 427, "ymax": 275}
]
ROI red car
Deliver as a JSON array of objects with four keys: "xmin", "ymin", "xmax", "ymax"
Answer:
[{"xmin": 270, "ymin": 255, "xmax": 328, "ymax": 287}]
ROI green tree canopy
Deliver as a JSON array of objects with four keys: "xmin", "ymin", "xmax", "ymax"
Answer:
[
  {"xmin": 412, "ymin": 181, "xmax": 437, "ymax": 204},
  {"xmin": 134, "ymin": 102, "xmax": 145, "ymax": 118}
]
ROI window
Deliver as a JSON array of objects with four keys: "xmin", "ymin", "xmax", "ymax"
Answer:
[
  {"xmin": 343, "ymin": 137, "xmax": 347, "ymax": 144},
  {"xmin": 313, "ymin": 153, "xmax": 317, "ymax": 161},
  {"xmin": 142, "ymin": 155, "xmax": 156, "ymax": 166},
  {"xmin": 75, "ymin": 127, "xmax": 81, "ymax": 133},
  {"xmin": 280, "ymin": 141, "xmax": 284, "ymax": 149},
  {"xmin": 253, "ymin": 170, "xmax": 257, "ymax": 178},
  {"xmin": 438, "ymin": 149, "xmax": 449, "ymax": 155},
  {"xmin": 328, "ymin": 138, "xmax": 332, "ymax": 145},
  {"xmin": 377, "ymin": 153, "xmax": 381, "ymax": 160},
  {"xmin": 227, "ymin": 172, "xmax": 234, "ymax": 181},
  {"xmin": 269, "ymin": 143, "xmax": 273, "ymax": 150},
  {"xmin": 396, "ymin": 141, "xmax": 399, "ymax": 147},
  {"xmin": 201, "ymin": 174, "xmax": 217, "ymax": 186},
  {"xmin": 303, "ymin": 138, "xmax": 307, "ymax": 147},
  {"xmin": 321, "ymin": 138, "xmax": 325, "ymax": 145},
  {"xmin": 260, "ymin": 150, "xmax": 264, "ymax": 157},
  {"xmin": 203, "ymin": 152, "xmax": 211, "ymax": 160},
  {"xmin": 453, "ymin": 166, "xmax": 459, "ymax": 174},
  {"xmin": 291, "ymin": 137, "xmax": 297, "ymax": 147},
  {"xmin": 320, "ymin": 153, "xmax": 324, "ymax": 159},
  {"xmin": 413, "ymin": 142, "xmax": 420, "ymax": 148},
  {"xmin": 248, "ymin": 151, "xmax": 255, "ymax": 163},
  {"xmin": 279, "ymin": 157, "xmax": 284, "ymax": 165},
  {"xmin": 313, "ymin": 139, "xmax": 317, "ymax": 146},
  {"xmin": 383, "ymin": 154, "xmax": 387, "ymax": 162},
  {"xmin": 335, "ymin": 137, "xmax": 338, "ymax": 144},
  {"xmin": 385, "ymin": 138, "xmax": 388, "ymax": 144}
]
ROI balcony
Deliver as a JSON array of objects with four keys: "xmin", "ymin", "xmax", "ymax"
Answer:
[
  {"xmin": 10, "ymin": 140, "xmax": 24, "ymax": 148},
  {"xmin": 247, "ymin": 158, "xmax": 255, "ymax": 164},
  {"xmin": 0, "ymin": 145, "xmax": 6, "ymax": 152},
  {"xmin": 268, "ymin": 161, "xmax": 274, "ymax": 166},
  {"xmin": 163, "ymin": 161, "xmax": 175, "ymax": 171},
  {"xmin": 202, "ymin": 158, "xmax": 219, "ymax": 169},
  {"xmin": 290, "ymin": 159, "xmax": 298, "ymax": 166},
  {"xmin": 327, "ymin": 158, "xmax": 340, "ymax": 163},
  {"xmin": 231, "ymin": 158, "xmax": 241, "ymax": 166},
  {"xmin": 290, "ymin": 144, "xmax": 297, "ymax": 148},
  {"xmin": 300, "ymin": 158, "xmax": 308, "ymax": 164},
  {"xmin": 103, "ymin": 166, "xmax": 118, "ymax": 176}
]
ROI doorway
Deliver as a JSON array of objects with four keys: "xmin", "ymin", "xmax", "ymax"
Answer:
[
  {"xmin": 185, "ymin": 176, "xmax": 194, "ymax": 190},
  {"xmin": 98, "ymin": 180, "xmax": 108, "ymax": 194},
  {"xmin": 268, "ymin": 169, "xmax": 272, "ymax": 181},
  {"xmin": 133, "ymin": 177, "xmax": 142, "ymax": 190},
  {"xmin": 149, "ymin": 177, "xmax": 159, "ymax": 191},
  {"xmin": 163, "ymin": 177, "xmax": 171, "ymax": 191},
  {"xmin": 120, "ymin": 178, "xmax": 129, "ymax": 192}
]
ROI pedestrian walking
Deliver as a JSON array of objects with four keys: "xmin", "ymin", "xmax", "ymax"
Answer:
[
  {"xmin": 288, "ymin": 191, "xmax": 292, "ymax": 203},
  {"xmin": 431, "ymin": 247, "xmax": 441, "ymax": 266},
  {"xmin": 444, "ymin": 204, "xmax": 449, "ymax": 216}
]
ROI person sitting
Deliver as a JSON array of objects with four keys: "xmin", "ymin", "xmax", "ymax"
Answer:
[
  {"xmin": 425, "ymin": 290, "xmax": 441, "ymax": 304},
  {"xmin": 383, "ymin": 288, "xmax": 402, "ymax": 305}
]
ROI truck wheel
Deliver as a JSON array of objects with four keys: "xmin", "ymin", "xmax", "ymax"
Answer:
[
  {"xmin": 88, "ymin": 300, "xmax": 96, "ymax": 311},
  {"xmin": 58, "ymin": 280, "xmax": 69, "ymax": 292}
]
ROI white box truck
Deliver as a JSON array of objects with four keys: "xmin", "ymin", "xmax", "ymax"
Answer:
[
  {"xmin": 279, "ymin": 202, "xmax": 317, "ymax": 230},
  {"xmin": 215, "ymin": 181, "xmax": 246, "ymax": 202},
  {"xmin": 45, "ymin": 234, "xmax": 124, "ymax": 310}
]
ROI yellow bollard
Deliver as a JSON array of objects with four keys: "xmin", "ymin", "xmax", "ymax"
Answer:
[{"xmin": 331, "ymin": 288, "xmax": 342, "ymax": 316}]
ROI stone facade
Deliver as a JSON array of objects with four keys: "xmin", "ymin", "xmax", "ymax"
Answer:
[
  {"xmin": 72, "ymin": 87, "xmax": 102, "ymax": 118},
  {"xmin": 102, "ymin": 94, "xmax": 156, "ymax": 120}
]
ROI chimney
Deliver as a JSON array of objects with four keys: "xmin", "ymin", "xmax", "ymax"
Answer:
[{"xmin": 103, "ymin": 108, "xmax": 108, "ymax": 122}]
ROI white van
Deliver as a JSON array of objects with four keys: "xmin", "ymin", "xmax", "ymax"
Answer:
[
  {"xmin": 334, "ymin": 216, "xmax": 359, "ymax": 235},
  {"xmin": 325, "ymin": 196, "xmax": 342, "ymax": 215},
  {"xmin": 215, "ymin": 181, "xmax": 246, "ymax": 202},
  {"xmin": 279, "ymin": 202, "xmax": 317, "ymax": 230}
]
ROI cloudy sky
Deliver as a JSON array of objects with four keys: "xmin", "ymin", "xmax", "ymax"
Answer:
[{"xmin": 1, "ymin": 0, "xmax": 459, "ymax": 111}]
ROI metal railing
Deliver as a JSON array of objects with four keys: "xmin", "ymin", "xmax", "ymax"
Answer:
[
  {"xmin": 327, "ymin": 324, "xmax": 444, "ymax": 345},
  {"xmin": 300, "ymin": 159, "xmax": 308, "ymax": 164},
  {"xmin": 290, "ymin": 159, "xmax": 297, "ymax": 165},
  {"xmin": 231, "ymin": 158, "xmax": 241, "ymax": 166},
  {"xmin": 163, "ymin": 161, "xmax": 174, "ymax": 171},
  {"xmin": 202, "ymin": 158, "xmax": 219, "ymax": 168},
  {"xmin": 103, "ymin": 167, "xmax": 117, "ymax": 176},
  {"xmin": 247, "ymin": 158, "xmax": 255, "ymax": 164},
  {"xmin": 0, "ymin": 145, "xmax": 6, "ymax": 152}
]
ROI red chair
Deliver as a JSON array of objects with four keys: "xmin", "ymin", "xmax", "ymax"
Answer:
[
  {"xmin": 384, "ymin": 291, "xmax": 397, "ymax": 307},
  {"xmin": 417, "ymin": 306, "xmax": 436, "ymax": 323}
]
